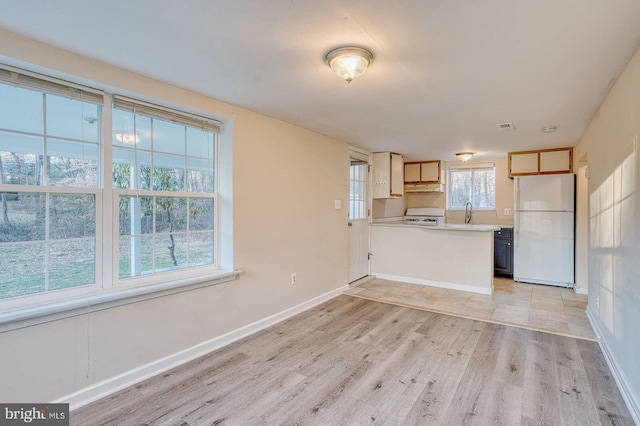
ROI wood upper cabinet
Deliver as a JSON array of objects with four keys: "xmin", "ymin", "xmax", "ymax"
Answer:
[
  {"xmin": 373, "ymin": 152, "xmax": 404, "ymax": 198},
  {"xmin": 404, "ymin": 160, "xmax": 441, "ymax": 184},
  {"xmin": 508, "ymin": 147, "xmax": 573, "ymax": 177}
]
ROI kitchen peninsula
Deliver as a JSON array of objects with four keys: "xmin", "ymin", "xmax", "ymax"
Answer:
[{"xmin": 370, "ymin": 221, "xmax": 500, "ymax": 294}]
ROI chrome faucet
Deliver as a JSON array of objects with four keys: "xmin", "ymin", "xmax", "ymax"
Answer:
[{"xmin": 465, "ymin": 201, "xmax": 473, "ymax": 224}]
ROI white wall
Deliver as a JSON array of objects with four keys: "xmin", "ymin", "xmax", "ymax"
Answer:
[
  {"xmin": 575, "ymin": 158, "xmax": 589, "ymax": 293},
  {"xmin": 0, "ymin": 30, "xmax": 349, "ymax": 402},
  {"xmin": 575, "ymin": 44, "xmax": 640, "ymax": 419}
]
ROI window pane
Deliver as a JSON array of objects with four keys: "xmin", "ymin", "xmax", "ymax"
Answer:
[
  {"xmin": 187, "ymin": 157, "xmax": 214, "ymax": 192},
  {"xmin": 119, "ymin": 235, "xmax": 155, "ymax": 278},
  {"xmin": 0, "ymin": 132, "xmax": 44, "ymax": 185},
  {"xmin": 186, "ymin": 128, "xmax": 214, "ymax": 159},
  {"xmin": 119, "ymin": 196, "xmax": 154, "ymax": 236},
  {"xmin": 155, "ymin": 233, "xmax": 188, "ymax": 271},
  {"xmin": 113, "ymin": 110, "xmax": 151, "ymax": 150},
  {"xmin": 0, "ymin": 192, "xmax": 45, "ymax": 242},
  {"xmin": 47, "ymin": 138, "xmax": 98, "ymax": 187},
  {"xmin": 189, "ymin": 231, "xmax": 214, "ymax": 266},
  {"xmin": 153, "ymin": 119, "xmax": 185, "ymax": 155},
  {"xmin": 112, "ymin": 148, "xmax": 135, "ymax": 189},
  {"xmin": 0, "ymin": 85, "xmax": 43, "ymax": 134},
  {"xmin": 46, "ymin": 94, "xmax": 100, "ymax": 142},
  {"xmin": 449, "ymin": 170, "xmax": 472, "ymax": 208},
  {"xmin": 153, "ymin": 153, "xmax": 184, "ymax": 191},
  {"xmin": 49, "ymin": 194, "xmax": 96, "ymax": 239},
  {"xmin": 189, "ymin": 198, "xmax": 214, "ymax": 231},
  {"xmin": 49, "ymin": 240, "xmax": 95, "ymax": 290},
  {"xmin": 472, "ymin": 170, "xmax": 496, "ymax": 208},
  {"xmin": 155, "ymin": 197, "xmax": 187, "ymax": 233},
  {"xmin": 0, "ymin": 243, "xmax": 45, "ymax": 299}
]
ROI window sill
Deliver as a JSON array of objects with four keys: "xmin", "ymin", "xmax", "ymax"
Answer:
[{"xmin": 0, "ymin": 270, "xmax": 242, "ymax": 333}]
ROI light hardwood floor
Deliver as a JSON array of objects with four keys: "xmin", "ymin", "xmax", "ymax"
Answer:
[
  {"xmin": 345, "ymin": 278, "xmax": 596, "ymax": 341},
  {"xmin": 71, "ymin": 296, "xmax": 631, "ymax": 425}
]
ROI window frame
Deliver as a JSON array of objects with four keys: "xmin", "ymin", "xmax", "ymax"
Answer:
[
  {"xmin": 0, "ymin": 65, "xmax": 230, "ymax": 316},
  {"xmin": 110, "ymin": 96, "xmax": 220, "ymax": 287},
  {"xmin": 446, "ymin": 163, "xmax": 496, "ymax": 211}
]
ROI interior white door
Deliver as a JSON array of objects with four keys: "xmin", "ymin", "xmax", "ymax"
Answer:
[{"xmin": 348, "ymin": 154, "xmax": 370, "ymax": 283}]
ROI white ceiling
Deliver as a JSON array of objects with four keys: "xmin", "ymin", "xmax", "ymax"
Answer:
[{"xmin": 1, "ymin": 1, "xmax": 640, "ymax": 161}]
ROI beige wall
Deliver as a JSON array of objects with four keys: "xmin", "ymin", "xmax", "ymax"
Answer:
[
  {"xmin": 0, "ymin": 30, "xmax": 349, "ymax": 402},
  {"xmin": 372, "ymin": 197, "xmax": 406, "ymax": 218},
  {"xmin": 407, "ymin": 157, "xmax": 514, "ymax": 225},
  {"xmin": 575, "ymin": 45, "xmax": 640, "ymax": 417}
]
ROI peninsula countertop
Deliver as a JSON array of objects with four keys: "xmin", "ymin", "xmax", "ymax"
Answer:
[{"xmin": 370, "ymin": 221, "xmax": 500, "ymax": 232}]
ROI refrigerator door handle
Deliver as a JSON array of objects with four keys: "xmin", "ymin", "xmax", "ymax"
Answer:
[{"xmin": 514, "ymin": 177, "xmax": 519, "ymax": 247}]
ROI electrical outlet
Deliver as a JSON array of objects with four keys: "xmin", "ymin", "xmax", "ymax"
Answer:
[
  {"xmin": 291, "ymin": 273, "xmax": 298, "ymax": 286},
  {"xmin": 504, "ymin": 208, "xmax": 512, "ymax": 216},
  {"xmin": 595, "ymin": 295, "xmax": 599, "ymax": 309}
]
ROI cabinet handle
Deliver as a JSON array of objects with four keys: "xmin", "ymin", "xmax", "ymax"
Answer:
[
  {"xmin": 507, "ymin": 243, "xmax": 511, "ymax": 246},
  {"xmin": 348, "ymin": 223, "xmax": 353, "ymax": 227}
]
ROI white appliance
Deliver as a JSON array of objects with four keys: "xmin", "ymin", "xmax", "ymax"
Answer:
[
  {"xmin": 404, "ymin": 208, "xmax": 445, "ymax": 226},
  {"xmin": 514, "ymin": 174, "xmax": 575, "ymax": 287}
]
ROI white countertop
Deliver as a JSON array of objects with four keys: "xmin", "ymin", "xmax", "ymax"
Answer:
[{"xmin": 370, "ymin": 221, "xmax": 500, "ymax": 232}]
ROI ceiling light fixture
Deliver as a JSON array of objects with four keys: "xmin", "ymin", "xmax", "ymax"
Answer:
[
  {"xmin": 456, "ymin": 152, "xmax": 474, "ymax": 162},
  {"xmin": 324, "ymin": 46, "xmax": 374, "ymax": 83}
]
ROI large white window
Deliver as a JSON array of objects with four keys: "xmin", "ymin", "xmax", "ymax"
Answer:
[
  {"xmin": 112, "ymin": 97, "xmax": 218, "ymax": 281},
  {"xmin": 448, "ymin": 163, "xmax": 496, "ymax": 210},
  {"xmin": 0, "ymin": 68, "xmax": 222, "ymax": 307},
  {"xmin": 0, "ymin": 69, "xmax": 102, "ymax": 300}
]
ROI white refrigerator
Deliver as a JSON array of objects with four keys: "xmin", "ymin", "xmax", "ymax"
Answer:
[{"xmin": 513, "ymin": 174, "xmax": 575, "ymax": 288}]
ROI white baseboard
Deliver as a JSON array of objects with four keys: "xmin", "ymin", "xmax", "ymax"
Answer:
[
  {"xmin": 574, "ymin": 287, "xmax": 588, "ymax": 295},
  {"xmin": 586, "ymin": 307, "xmax": 640, "ymax": 424},
  {"xmin": 372, "ymin": 273, "xmax": 492, "ymax": 295},
  {"xmin": 55, "ymin": 284, "xmax": 349, "ymax": 411}
]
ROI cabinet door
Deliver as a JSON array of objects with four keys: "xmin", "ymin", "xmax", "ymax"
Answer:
[
  {"xmin": 372, "ymin": 152, "xmax": 391, "ymax": 199},
  {"xmin": 510, "ymin": 152, "xmax": 539, "ymax": 176},
  {"xmin": 421, "ymin": 161, "xmax": 440, "ymax": 183},
  {"xmin": 540, "ymin": 149, "xmax": 571, "ymax": 173},
  {"xmin": 404, "ymin": 163, "xmax": 421, "ymax": 183},
  {"xmin": 390, "ymin": 153, "xmax": 404, "ymax": 197},
  {"xmin": 494, "ymin": 238, "xmax": 513, "ymax": 276}
]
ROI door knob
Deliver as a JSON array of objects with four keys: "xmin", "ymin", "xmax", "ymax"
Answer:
[{"xmin": 348, "ymin": 223, "xmax": 353, "ymax": 227}]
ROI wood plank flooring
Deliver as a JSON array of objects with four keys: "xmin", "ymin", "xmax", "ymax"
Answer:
[
  {"xmin": 71, "ymin": 296, "xmax": 632, "ymax": 426},
  {"xmin": 344, "ymin": 278, "xmax": 597, "ymax": 341}
]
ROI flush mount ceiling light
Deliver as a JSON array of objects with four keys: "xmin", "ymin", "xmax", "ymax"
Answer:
[
  {"xmin": 324, "ymin": 46, "xmax": 374, "ymax": 83},
  {"xmin": 456, "ymin": 152, "xmax": 474, "ymax": 162}
]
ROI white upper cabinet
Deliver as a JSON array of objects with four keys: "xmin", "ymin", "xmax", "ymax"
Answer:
[
  {"xmin": 510, "ymin": 152, "xmax": 539, "ymax": 175},
  {"xmin": 373, "ymin": 152, "xmax": 404, "ymax": 198},
  {"xmin": 509, "ymin": 147, "xmax": 573, "ymax": 177},
  {"xmin": 403, "ymin": 160, "xmax": 441, "ymax": 184},
  {"xmin": 540, "ymin": 149, "xmax": 572, "ymax": 173}
]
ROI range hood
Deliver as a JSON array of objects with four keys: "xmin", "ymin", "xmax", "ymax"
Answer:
[{"xmin": 404, "ymin": 183, "xmax": 445, "ymax": 193}]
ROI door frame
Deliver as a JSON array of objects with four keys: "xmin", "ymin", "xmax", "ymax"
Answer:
[{"xmin": 348, "ymin": 146, "xmax": 372, "ymax": 283}]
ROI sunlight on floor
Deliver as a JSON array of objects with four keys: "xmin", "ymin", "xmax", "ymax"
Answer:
[{"xmin": 344, "ymin": 278, "xmax": 596, "ymax": 341}]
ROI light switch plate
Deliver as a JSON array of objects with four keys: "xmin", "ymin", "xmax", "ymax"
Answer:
[
  {"xmin": 334, "ymin": 200, "xmax": 342, "ymax": 209},
  {"xmin": 504, "ymin": 208, "xmax": 512, "ymax": 215}
]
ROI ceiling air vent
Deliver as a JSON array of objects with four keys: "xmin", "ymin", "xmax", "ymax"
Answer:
[{"xmin": 496, "ymin": 122, "xmax": 514, "ymax": 132}]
